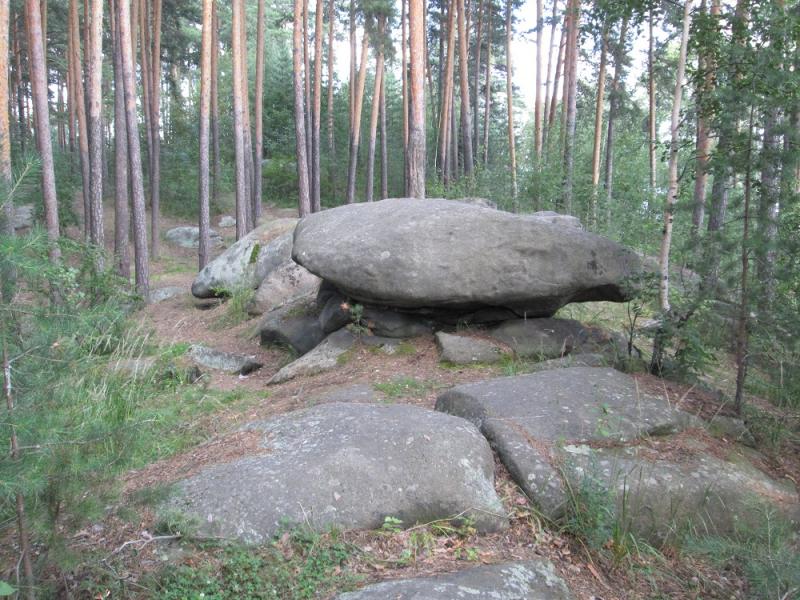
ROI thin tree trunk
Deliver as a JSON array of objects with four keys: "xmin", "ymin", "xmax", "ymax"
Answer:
[
  {"xmin": 407, "ymin": 0, "xmax": 426, "ymax": 198},
  {"xmin": 231, "ymin": 0, "xmax": 248, "ymax": 236},
  {"xmin": 86, "ymin": 0, "xmax": 105, "ymax": 259},
  {"xmin": 457, "ymin": 0, "xmax": 473, "ymax": 176},
  {"xmin": 648, "ymin": 8, "xmax": 657, "ymax": 210},
  {"xmin": 294, "ymin": 0, "xmax": 311, "ymax": 215},
  {"xmin": 757, "ymin": 111, "xmax": 780, "ymax": 311},
  {"xmin": 482, "ymin": 0, "xmax": 492, "ymax": 165},
  {"xmin": 12, "ymin": 16, "xmax": 25, "ymax": 155},
  {"xmin": 590, "ymin": 26, "xmax": 608, "ymax": 228},
  {"xmin": 472, "ymin": 0, "xmax": 483, "ymax": 162},
  {"xmin": 327, "ymin": 0, "xmax": 336, "ymax": 201},
  {"xmin": 438, "ymin": 0, "xmax": 456, "ymax": 183},
  {"xmin": 0, "ymin": 0, "xmax": 12, "ymax": 239},
  {"xmin": 111, "ymin": 0, "xmax": 130, "ymax": 279},
  {"xmin": 534, "ymin": 0, "xmax": 543, "ymax": 160},
  {"xmin": 380, "ymin": 73, "xmax": 388, "ymax": 199},
  {"xmin": 303, "ymin": 0, "xmax": 313, "ymax": 194},
  {"xmin": 238, "ymin": 8, "xmax": 254, "ymax": 231},
  {"xmin": 25, "ymin": 0, "xmax": 59, "ymax": 264},
  {"xmin": 561, "ymin": 0, "xmax": 579, "ymax": 213},
  {"xmin": 546, "ymin": 19, "xmax": 565, "ymax": 139},
  {"xmin": 401, "ymin": 0, "xmax": 408, "ymax": 193},
  {"xmin": 70, "ymin": 0, "xmax": 91, "ymax": 239},
  {"xmin": 198, "ymin": 0, "xmax": 212, "ymax": 269},
  {"xmin": 118, "ymin": 0, "xmax": 149, "ymax": 297},
  {"xmin": 505, "ymin": 0, "xmax": 517, "ymax": 204},
  {"xmin": 254, "ymin": 0, "xmax": 266, "ymax": 222},
  {"xmin": 365, "ymin": 18, "xmax": 385, "ymax": 203},
  {"xmin": 349, "ymin": 0, "xmax": 355, "ymax": 123},
  {"xmin": 603, "ymin": 16, "xmax": 628, "ymax": 225},
  {"xmin": 150, "ymin": 0, "xmax": 162, "ymax": 258},
  {"xmin": 345, "ymin": 32, "xmax": 369, "ymax": 204},
  {"xmin": 211, "ymin": 0, "xmax": 220, "ymax": 207},
  {"xmin": 3, "ymin": 345, "xmax": 36, "ymax": 600},
  {"xmin": 311, "ymin": 0, "xmax": 323, "ymax": 212},
  {"xmin": 542, "ymin": 0, "xmax": 557, "ymax": 145}
]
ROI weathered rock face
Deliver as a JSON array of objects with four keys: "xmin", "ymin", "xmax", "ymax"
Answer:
[
  {"xmin": 191, "ymin": 219, "xmax": 297, "ymax": 298},
  {"xmin": 268, "ymin": 329, "xmax": 356, "ymax": 384},
  {"xmin": 293, "ymin": 198, "xmax": 640, "ymax": 317},
  {"xmin": 165, "ymin": 226, "xmax": 223, "ymax": 249},
  {"xmin": 259, "ymin": 297, "xmax": 324, "ymax": 355},
  {"xmin": 435, "ymin": 331, "xmax": 505, "ymax": 364},
  {"xmin": 488, "ymin": 318, "xmax": 625, "ymax": 361},
  {"xmin": 247, "ymin": 261, "xmax": 321, "ymax": 316},
  {"xmin": 166, "ymin": 403, "xmax": 507, "ymax": 543},
  {"xmin": 336, "ymin": 560, "xmax": 573, "ymax": 600},
  {"xmin": 435, "ymin": 367, "xmax": 799, "ymax": 542},
  {"xmin": 531, "ymin": 210, "xmax": 582, "ymax": 229},
  {"xmin": 187, "ymin": 345, "xmax": 263, "ymax": 375}
]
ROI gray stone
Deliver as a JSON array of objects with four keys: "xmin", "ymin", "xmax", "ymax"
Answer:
[
  {"xmin": 187, "ymin": 344, "xmax": 263, "ymax": 375},
  {"xmin": 292, "ymin": 198, "xmax": 640, "ymax": 317},
  {"xmin": 317, "ymin": 284, "xmax": 352, "ymax": 334},
  {"xmin": 166, "ymin": 402, "xmax": 507, "ymax": 543},
  {"xmin": 268, "ymin": 329, "xmax": 356, "ymax": 384},
  {"xmin": 489, "ymin": 318, "xmax": 624, "ymax": 361},
  {"xmin": 148, "ymin": 286, "xmax": 185, "ymax": 303},
  {"xmin": 435, "ymin": 367, "xmax": 701, "ymax": 517},
  {"xmin": 165, "ymin": 226, "xmax": 223, "ymax": 249},
  {"xmin": 436, "ymin": 331, "xmax": 505, "ymax": 364},
  {"xmin": 259, "ymin": 298, "xmax": 324, "ymax": 355},
  {"xmin": 218, "ymin": 215, "xmax": 236, "ymax": 228},
  {"xmin": 530, "ymin": 211, "xmax": 582, "ymax": 229},
  {"xmin": 336, "ymin": 560, "xmax": 573, "ymax": 600},
  {"xmin": 12, "ymin": 204, "xmax": 34, "ymax": 230},
  {"xmin": 361, "ymin": 306, "xmax": 433, "ymax": 338},
  {"xmin": 247, "ymin": 261, "xmax": 321, "ymax": 316},
  {"xmin": 191, "ymin": 219, "xmax": 297, "ymax": 298},
  {"xmin": 557, "ymin": 443, "xmax": 799, "ymax": 544}
]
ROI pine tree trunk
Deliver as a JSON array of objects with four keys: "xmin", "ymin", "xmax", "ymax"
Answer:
[
  {"xmin": 254, "ymin": 0, "xmax": 266, "ymax": 222},
  {"xmin": 401, "ymin": 0, "xmax": 408, "ymax": 193},
  {"xmin": 603, "ymin": 16, "xmax": 628, "ymax": 226},
  {"xmin": 238, "ymin": 9, "xmax": 254, "ymax": 231},
  {"xmin": 546, "ymin": 19, "xmax": 565, "ymax": 138},
  {"xmin": 0, "ymin": 0, "xmax": 12, "ymax": 239},
  {"xmin": 365, "ymin": 18, "xmax": 385, "ymax": 203},
  {"xmin": 69, "ymin": 0, "xmax": 91, "ymax": 239},
  {"xmin": 311, "ymin": 0, "xmax": 323, "ymax": 212},
  {"xmin": 472, "ymin": 0, "xmax": 483, "ymax": 162},
  {"xmin": 345, "ymin": 32, "xmax": 369, "ymax": 204},
  {"xmin": 561, "ymin": 0, "xmax": 579, "ymax": 214},
  {"xmin": 326, "ymin": 0, "xmax": 336, "ymax": 201},
  {"xmin": 648, "ymin": 8, "xmax": 657, "ymax": 209},
  {"xmin": 211, "ymin": 0, "xmax": 221, "ymax": 207},
  {"xmin": 407, "ymin": 0, "xmax": 426, "ymax": 198},
  {"xmin": 590, "ymin": 26, "xmax": 607, "ymax": 228},
  {"xmin": 380, "ymin": 73, "xmax": 388, "ymax": 199},
  {"xmin": 117, "ymin": 0, "xmax": 149, "ymax": 297},
  {"xmin": 111, "ymin": 0, "xmax": 130, "ymax": 279},
  {"xmin": 349, "ymin": 0, "xmax": 355, "ymax": 124},
  {"xmin": 232, "ymin": 0, "xmax": 248, "ymax": 235},
  {"xmin": 86, "ymin": 0, "xmax": 105, "ymax": 259},
  {"xmin": 457, "ymin": 0, "xmax": 473, "ymax": 175},
  {"xmin": 482, "ymin": 0, "xmax": 492, "ymax": 165},
  {"xmin": 293, "ymin": 0, "xmax": 311, "ymax": 215},
  {"xmin": 505, "ymin": 0, "xmax": 517, "ymax": 204},
  {"xmin": 198, "ymin": 0, "xmax": 213, "ymax": 269},
  {"xmin": 438, "ymin": 0, "xmax": 456, "ymax": 183},
  {"xmin": 303, "ymin": 0, "xmax": 313, "ymax": 195},
  {"xmin": 533, "ymin": 0, "xmax": 543, "ymax": 160},
  {"xmin": 24, "ymin": 0, "xmax": 60, "ymax": 263},
  {"xmin": 150, "ymin": 0, "xmax": 161, "ymax": 258}
]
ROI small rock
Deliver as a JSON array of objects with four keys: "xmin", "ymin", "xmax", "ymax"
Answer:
[
  {"xmin": 217, "ymin": 215, "xmax": 236, "ymax": 228},
  {"xmin": 148, "ymin": 286, "xmax": 185, "ymax": 303},
  {"xmin": 435, "ymin": 331, "xmax": 505, "ymax": 364},
  {"xmin": 188, "ymin": 344, "xmax": 263, "ymax": 375},
  {"xmin": 165, "ymin": 226, "xmax": 223, "ymax": 249},
  {"xmin": 268, "ymin": 329, "xmax": 356, "ymax": 384}
]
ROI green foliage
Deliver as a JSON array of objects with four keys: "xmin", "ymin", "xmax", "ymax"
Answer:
[
  {"xmin": 212, "ymin": 285, "xmax": 256, "ymax": 330},
  {"xmin": 155, "ymin": 529, "xmax": 357, "ymax": 600},
  {"xmin": 683, "ymin": 505, "xmax": 800, "ymax": 600},
  {"xmin": 373, "ymin": 376, "xmax": 434, "ymax": 399}
]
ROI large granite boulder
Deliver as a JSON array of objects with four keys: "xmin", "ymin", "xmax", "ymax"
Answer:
[
  {"xmin": 191, "ymin": 218, "xmax": 297, "ymax": 298},
  {"xmin": 247, "ymin": 261, "xmax": 321, "ymax": 316},
  {"xmin": 337, "ymin": 560, "xmax": 573, "ymax": 599},
  {"xmin": 292, "ymin": 198, "xmax": 640, "ymax": 317},
  {"xmin": 259, "ymin": 297, "xmax": 324, "ymax": 354},
  {"xmin": 435, "ymin": 367, "xmax": 799, "ymax": 543},
  {"xmin": 165, "ymin": 403, "xmax": 507, "ymax": 543}
]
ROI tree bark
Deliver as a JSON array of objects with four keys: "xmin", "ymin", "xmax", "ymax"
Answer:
[
  {"xmin": 24, "ymin": 0, "xmax": 60, "ymax": 264},
  {"xmin": 365, "ymin": 18, "xmax": 385, "ymax": 203},
  {"xmin": 86, "ymin": 0, "xmax": 105, "ymax": 259},
  {"xmin": 437, "ymin": 0, "xmax": 456, "ymax": 182},
  {"xmin": 254, "ymin": 0, "xmax": 266, "ymax": 222},
  {"xmin": 327, "ymin": 0, "xmax": 336, "ymax": 201},
  {"xmin": 69, "ymin": 0, "xmax": 91, "ymax": 240},
  {"xmin": 198, "ymin": 0, "xmax": 213, "ymax": 269},
  {"xmin": 380, "ymin": 72, "xmax": 388, "ymax": 199},
  {"xmin": 648, "ymin": 8, "xmax": 657, "ymax": 210},
  {"xmin": 345, "ymin": 31, "xmax": 369, "ymax": 204},
  {"xmin": 401, "ymin": 0, "xmax": 409, "ymax": 193},
  {"xmin": 590, "ymin": 26, "xmax": 608, "ymax": 228},
  {"xmin": 211, "ymin": 0, "xmax": 220, "ymax": 207},
  {"xmin": 603, "ymin": 16, "xmax": 628, "ymax": 225},
  {"xmin": 0, "ymin": 0, "xmax": 12, "ymax": 239},
  {"xmin": 472, "ymin": 0, "xmax": 483, "ymax": 162},
  {"xmin": 561, "ymin": 0, "xmax": 579, "ymax": 213},
  {"xmin": 546, "ymin": 17, "xmax": 565, "ymax": 139},
  {"xmin": 482, "ymin": 0, "xmax": 492, "ymax": 165},
  {"xmin": 303, "ymin": 0, "xmax": 313, "ymax": 195},
  {"xmin": 505, "ymin": 0, "xmax": 517, "ymax": 204},
  {"xmin": 311, "ymin": 0, "xmax": 323, "ymax": 212},
  {"xmin": 231, "ymin": 0, "xmax": 248, "ymax": 236},
  {"xmin": 294, "ymin": 0, "xmax": 311, "ymax": 215},
  {"xmin": 150, "ymin": 0, "xmax": 162, "ymax": 259},
  {"xmin": 534, "ymin": 0, "xmax": 543, "ymax": 160},
  {"xmin": 238, "ymin": 8, "xmax": 254, "ymax": 231},
  {"xmin": 407, "ymin": 0, "xmax": 426, "ymax": 198},
  {"xmin": 111, "ymin": 0, "xmax": 130, "ymax": 280},
  {"xmin": 457, "ymin": 0, "xmax": 473, "ymax": 176},
  {"xmin": 117, "ymin": 0, "xmax": 149, "ymax": 297}
]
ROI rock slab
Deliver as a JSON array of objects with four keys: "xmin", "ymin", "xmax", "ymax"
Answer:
[
  {"xmin": 167, "ymin": 403, "xmax": 507, "ymax": 543},
  {"xmin": 489, "ymin": 318, "xmax": 624, "ymax": 361},
  {"xmin": 165, "ymin": 226, "xmax": 223, "ymax": 249},
  {"xmin": 436, "ymin": 331, "xmax": 505, "ymax": 364},
  {"xmin": 292, "ymin": 198, "xmax": 640, "ymax": 316},
  {"xmin": 337, "ymin": 560, "xmax": 573, "ymax": 599},
  {"xmin": 188, "ymin": 345, "xmax": 263, "ymax": 375},
  {"xmin": 268, "ymin": 329, "xmax": 356, "ymax": 384}
]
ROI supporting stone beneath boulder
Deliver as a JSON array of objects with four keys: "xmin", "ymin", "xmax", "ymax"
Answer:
[
  {"xmin": 188, "ymin": 345, "xmax": 263, "ymax": 375},
  {"xmin": 268, "ymin": 329, "xmax": 356, "ymax": 384},
  {"xmin": 247, "ymin": 261, "xmax": 320, "ymax": 316},
  {"xmin": 165, "ymin": 403, "xmax": 508, "ymax": 543},
  {"xmin": 435, "ymin": 331, "xmax": 506, "ymax": 364},
  {"xmin": 259, "ymin": 297, "xmax": 324, "ymax": 355},
  {"xmin": 336, "ymin": 560, "xmax": 573, "ymax": 599}
]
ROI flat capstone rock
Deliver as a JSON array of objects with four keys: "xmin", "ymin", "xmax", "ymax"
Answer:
[
  {"xmin": 187, "ymin": 344, "xmax": 263, "ymax": 375},
  {"xmin": 292, "ymin": 198, "xmax": 640, "ymax": 317},
  {"xmin": 165, "ymin": 402, "xmax": 507, "ymax": 543},
  {"xmin": 336, "ymin": 560, "xmax": 573, "ymax": 600}
]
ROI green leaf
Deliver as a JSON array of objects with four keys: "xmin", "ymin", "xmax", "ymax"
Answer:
[{"xmin": 0, "ymin": 581, "xmax": 17, "ymax": 596}]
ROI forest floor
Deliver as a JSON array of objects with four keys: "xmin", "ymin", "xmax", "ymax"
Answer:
[{"xmin": 19, "ymin": 199, "xmax": 800, "ymax": 599}]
